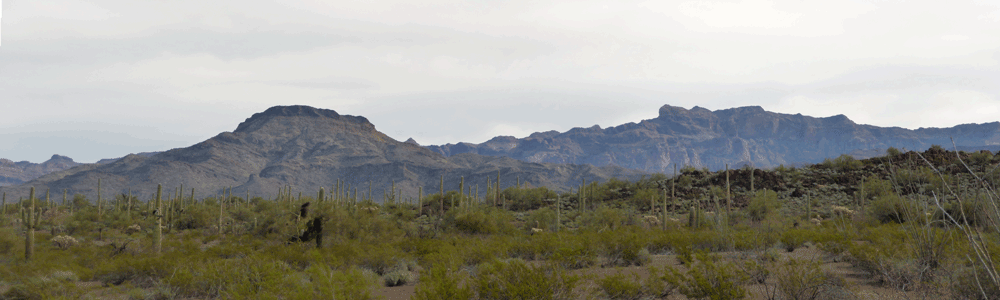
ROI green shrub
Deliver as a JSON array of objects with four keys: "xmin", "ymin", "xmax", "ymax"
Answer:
[
  {"xmin": 775, "ymin": 259, "xmax": 830, "ymax": 300},
  {"xmin": 412, "ymin": 265, "xmax": 473, "ymax": 300},
  {"xmin": 581, "ymin": 206, "xmax": 637, "ymax": 231},
  {"xmin": 449, "ymin": 208, "xmax": 514, "ymax": 235},
  {"xmin": 306, "ymin": 266, "xmax": 382, "ymax": 299},
  {"xmin": 383, "ymin": 269, "xmax": 415, "ymax": 287},
  {"xmin": 94, "ymin": 255, "xmax": 178, "ymax": 287},
  {"xmin": 661, "ymin": 253, "xmax": 747, "ymax": 300},
  {"xmin": 598, "ymin": 230, "xmax": 651, "ymax": 267},
  {"xmin": 0, "ymin": 228, "xmax": 17, "ymax": 256},
  {"xmin": 550, "ymin": 244, "xmax": 598, "ymax": 270},
  {"xmin": 867, "ymin": 194, "xmax": 919, "ymax": 224},
  {"xmin": 525, "ymin": 207, "xmax": 557, "ymax": 231},
  {"xmin": 780, "ymin": 229, "xmax": 812, "ymax": 252},
  {"xmin": 950, "ymin": 266, "xmax": 1000, "ymax": 300},
  {"xmin": 472, "ymin": 259, "xmax": 580, "ymax": 300},
  {"xmin": 598, "ymin": 272, "xmax": 644, "ymax": 300},
  {"xmin": 748, "ymin": 189, "xmax": 779, "ymax": 222},
  {"xmin": 1, "ymin": 276, "xmax": 85, "ymax": 300}
]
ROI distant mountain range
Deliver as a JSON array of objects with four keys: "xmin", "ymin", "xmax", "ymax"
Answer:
[
  {"xmin": 3, "ymin": 104, "xmax": 1000, "ymax": 202},
  {"xmin": 0, "ymin": 155, "xmax": 80, "ymax": 187},
  {"xmin": 425, "ymin": 105, "xmax": 1000, "ymax": 173},
  {"xmin": 0, "ymin": 106, "xmax": 641, "ymax": 201}
]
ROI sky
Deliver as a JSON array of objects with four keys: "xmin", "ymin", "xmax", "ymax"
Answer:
[{"xmin": 1, "ymin": 0, "xmax": 999, "ymax": 163}]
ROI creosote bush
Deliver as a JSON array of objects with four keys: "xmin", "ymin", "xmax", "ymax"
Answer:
[{"xmin": 661, "ymin": 253, "xmax": 748, "ymax": 300}]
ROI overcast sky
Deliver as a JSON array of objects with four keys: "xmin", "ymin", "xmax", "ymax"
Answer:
[{"xmin": 1, "ymin": 0, "xmax": 999, "ymax": 163}]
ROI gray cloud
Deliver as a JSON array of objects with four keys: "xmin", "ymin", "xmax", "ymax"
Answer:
[{"xmin": 2, "ymin": 0, "xmax": 999, "ymax": 163}]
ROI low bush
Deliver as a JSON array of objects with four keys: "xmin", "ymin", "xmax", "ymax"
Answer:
[
  {"xmin": 780, "ymin": 228, "xmax": 812, "ymax": 252},
  {"xmin": 472, "ymin": 259, "xmax": 580, "ymax": 300},
  {"xmin": 598, "ymin": 272, "xmax": 644, "ymax": 300},
  {"xmin": 449, "ymin": 208, "xmax": 514, "ymax": 235},
  {"xmin": 661, "ymin": 253, "xmax": 747, "ymax": 300},
  {"xmin": 412, "ymin": 265, "xmax": 473, "ymax": 300}
]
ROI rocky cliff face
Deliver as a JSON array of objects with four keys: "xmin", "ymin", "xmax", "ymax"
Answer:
[
  {"xmin": 426, "ymin": 105, "xmax": 1000, "ymax": 173},
  {"xmin": 0, "ymin": 105, "xmax": 643, "ymax": 201},
  {"xmin": 0, "ymin": 155, "xmax": 80, "ymax": 187}
]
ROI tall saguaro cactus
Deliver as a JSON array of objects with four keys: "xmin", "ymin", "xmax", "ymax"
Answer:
[
  {"xmin": 23, "ymin": 187, "xmax": 39, "ymax": 260},
  {"xmin": 97, "ymin": 178, "xmax": 103, "ymax": 221},
  {"xmin": 726, "ymin": 164, "xmax": 731, "ymax": 213},
  {"xmin": 154, "ymin": 184, "xmax": 163, "ymax": 254},
  {"xmin": 440, "ymin": 175, "xmax": 445, "ymax": 215},
  {"xmin": 497, "ymin": 170, "xmax": 503, "ymax": 210}
]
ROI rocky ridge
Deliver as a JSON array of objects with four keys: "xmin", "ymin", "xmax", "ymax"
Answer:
[{"xmin": 425, "ymin": 105, "xmax": 1000, "ymax": 173}]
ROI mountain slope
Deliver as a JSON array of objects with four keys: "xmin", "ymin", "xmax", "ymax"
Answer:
[
  {"xmin": 426, "ymin": 105, "xmax": 1000, "ymax": 173},
  {"xmin": 0, "ymin": 106, "xmax": 643, "ymax": 201}
]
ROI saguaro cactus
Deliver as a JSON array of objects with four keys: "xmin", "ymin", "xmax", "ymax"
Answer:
[
  {"xmin": 440, "ymin": 175, "xmax": 445, "ymax": 215},
  {"xmin": 318, "ymin": 188, "xmax": 325, "ymax": 205},
  {"xmin": 497, "ymin": 170, "xmax": 503, "ymax": 210},
  {"xmin": 556, "ymin": 194, "xmax": 561, "ymax": 232},
  {"xmin": 22, "ymin": 187, "xmax": 40, "ymax": 260},
  {"xmin": 154, "ymin": 184, "xmax": 163, "ymax": 254},
  {"xmin": 97, "ymin": 178, "xmax": 103, "ymax": 221}
]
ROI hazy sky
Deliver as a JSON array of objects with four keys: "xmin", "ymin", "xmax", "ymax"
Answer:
[{"xmin": 2, "ymin": 0, "xmax": 999, "ymax": 163}]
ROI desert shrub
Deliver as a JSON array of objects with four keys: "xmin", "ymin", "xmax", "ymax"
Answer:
[
  {"xmin": 581, "ymin": 206, "xmax": 637, "ymax": 231},
  {"xmin": 50, "ymin": 235, "xmax": 78, "ymax": 250},
  {"xmin": 775, "ymin": 259, "xmax": 833, "ymax": 300},
  {"xmin": 934, "ymin": 200, "xmax": 990, "ymax": 227},
  {"xmin": 94, "ymin": 254, "xmax": 180, "ymax": 287},
  {"xmin": 383, "ymin": 269, "xmax": 415, "ymax": 287},
  {"xmin": 172, "ymin": 204, "xmax": 215, "ymax": 230},
  {"xmin": 598, "ymin": 229, "xmax": 651, "ymax": 267},
  {"xmin": 502, "ymin": 187, "xmax": 559, "ymax": 211},
  {"xmin": 887, "ymin": 147, "xmax": 902, "ymax": 157},
  {"xmin": 748, "ymin": 189, "xmax": 779, "ymax": 222},
  {"xmin": 950, "ymin": 266, "xmax": 1000, "ymax": 300},
  {"xmin": 550, "ymin": 243, "xmax": 598, "ymax": 270},
  {"xmin": 449, "ymin": 208, "xmax": 514, "ymax": 235},
  {"xmin": 819, "ymin": 154, "xmax": 863, "ymax": 172},
  {"xmin": 867, "ymin": 194, "xmax": 919, "ymax": 224},
  {"xmin": 306, "ymin": 265, "xmax": 382, "ymax": 299},
  {"xmin": 598, "ymin": 272, "xmax": 645, "ymax": 300},
  {"xmin": 846, "ymin": 229, "xmax": 931, "ymax": 291},
  {"xmin": 472, "ymin": 259, "xmax": 580, "ymax": 300},
  {"xmin": 780, "ymin": 228, "xmax": 812, "ymax": 252},
  {"xmin": 661, "ymin": 253, "xmax": 747, "ymax": 300},
  {"xmin": 525, "ymin": 207, "xmax": 557, "ymax": 231},
  {"xmin": 811, "ymin": 228, "xmax": 852, "ymax": 256},
  {"xmin": 412, "ymin": 265, "xmax": 473, "ymax": 300},
  {"xmin": 1, "ymin": 276, "xmax": 85, "ymax": 300},
  {"xmin": 0, "ymin": 228, "xmax": 17, "ymax": 256}
]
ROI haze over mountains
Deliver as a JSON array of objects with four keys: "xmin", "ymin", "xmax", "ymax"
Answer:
[{"xmin": 3, "ymin": 104, "xmax": 1000, "ymax": 202}]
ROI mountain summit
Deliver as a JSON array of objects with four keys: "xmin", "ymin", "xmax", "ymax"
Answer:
[{"xmin": 426, "ymin": 104, "xmax": 1000, "ymax": 172}]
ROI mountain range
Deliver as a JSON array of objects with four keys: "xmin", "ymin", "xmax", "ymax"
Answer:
[
  {"xmin": 0, "ymin": 106, "xmax": 641, "ymax": 201},
  {"xmin": 3, "ymin": 104, "xmax": 1000, "ymax": 202},
  {"xmin": 426, "ymin": 105, "xmax": 1000, "ymax": 173}
]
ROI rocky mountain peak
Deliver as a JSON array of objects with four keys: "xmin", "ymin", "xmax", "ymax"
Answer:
[
  {"xmin": 46, "ymin": 154, "xmax": 76, "ymax": 163},
  {"xmin": 233, "ymin": 105, "xmax": 372, "ymax": 133}
]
